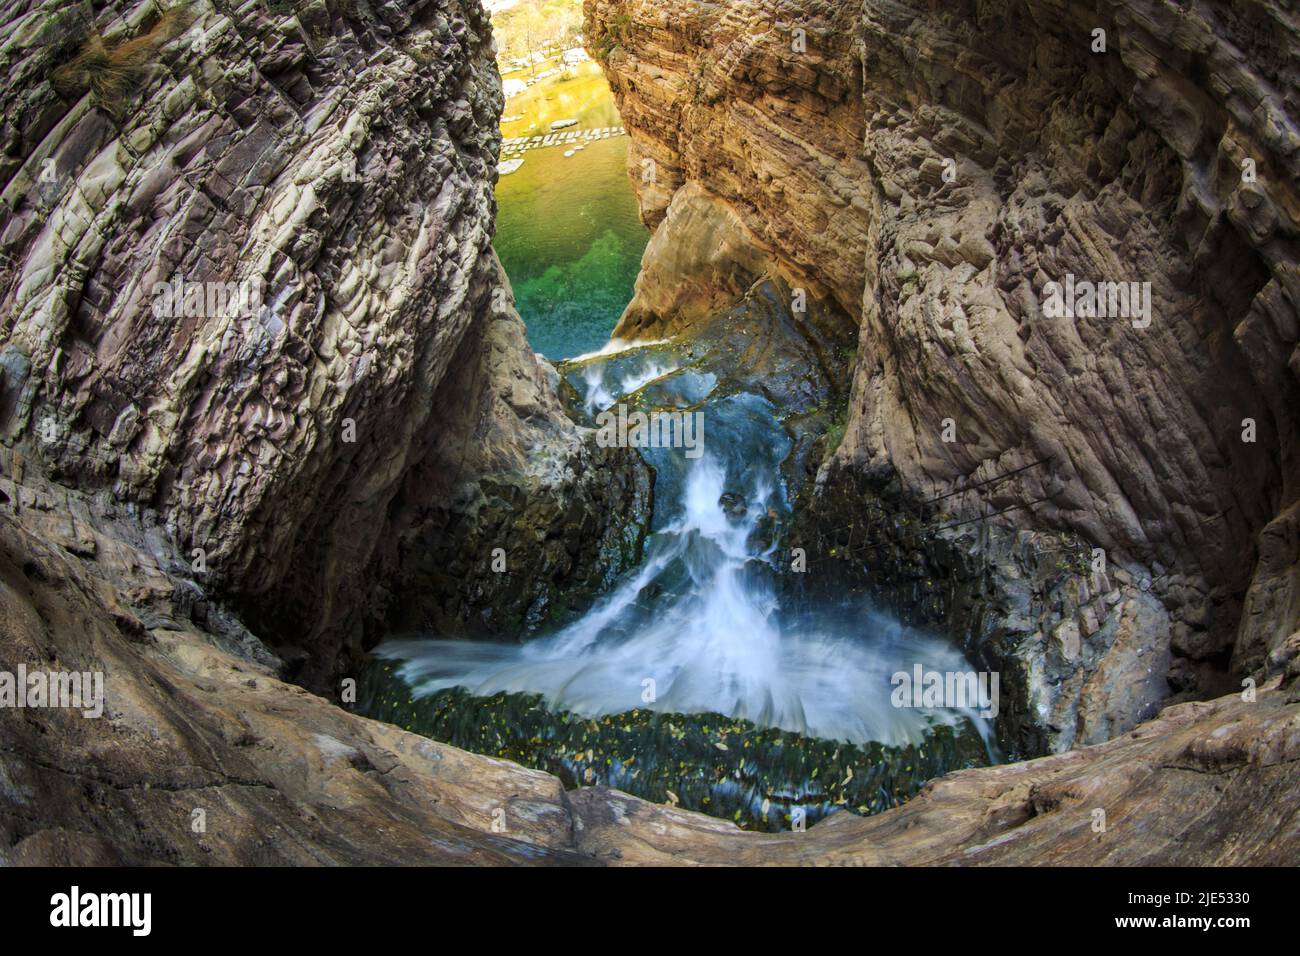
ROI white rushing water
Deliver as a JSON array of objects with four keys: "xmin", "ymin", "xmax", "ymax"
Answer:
[
  {"xmin": 378, "ymin": 354, "xmax": 994, "ymax": 748},
  {"xmin": 580, "ymin": 357, "xmax": 679, "ymax": 414}
]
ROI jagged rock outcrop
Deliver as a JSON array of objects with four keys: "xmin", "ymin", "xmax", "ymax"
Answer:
[
  {"xmin": 587, "ymin": 0, "xmax": 1300, "ymax": 751},
  {"xmin": 382, "ymin": 275, "xmax": 653, "ymax": 639}
]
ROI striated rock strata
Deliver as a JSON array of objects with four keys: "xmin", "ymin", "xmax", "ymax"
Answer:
[
  {"xmin": 587, "ymin": 0, "xmax": 1300, "ymax": 752},
  {"xmin": 0, "ymin": 0, "xmax": 645, "ymax": 685}
]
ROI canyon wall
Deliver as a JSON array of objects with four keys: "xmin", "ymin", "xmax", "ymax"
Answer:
[
  {"xmin": 0, "ymin": 0, "xmax": 643, "ymax": 685},
  {"xmin": 588, "ymin": 0, "xmax": 1300, "ymax": 750}
]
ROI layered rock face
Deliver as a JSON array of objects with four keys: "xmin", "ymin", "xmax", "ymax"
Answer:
[
  {"xmin": 0, "ymin": 0, "xmax": 644, "ymax": 683},
  {"xmin": 587, "ymin": 0, "xmax": 1300, "ymax": 750}
]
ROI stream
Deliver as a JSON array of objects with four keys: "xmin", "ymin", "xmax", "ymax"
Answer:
[
  {"xmin": 362, "ymin": 64, "xmax": 997, "ymax": 831},
  {"xmin": 382, "ymin": 346, "xmax": 993, "ymax": 749}
]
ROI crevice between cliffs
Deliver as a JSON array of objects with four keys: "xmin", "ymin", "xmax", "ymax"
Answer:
[{"xmin": 0, "ymin": 0, "xmax": 1297, "ymax": 864}]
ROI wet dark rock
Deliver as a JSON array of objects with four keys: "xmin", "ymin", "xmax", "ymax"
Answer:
[
  {"xmin": 386, "ymin": 440, "xmax": 653, "ymax": 641},
  {"xmin": 783, "ymin": 462, "xmax": 1173, "ymax": 758},
  {"xmin": 718, "ymin": 491, "xmax": 747, "ymax": 519},
  {"xmin": 362, "ymin": 673, "xmax": 991, "ymax": 833}
]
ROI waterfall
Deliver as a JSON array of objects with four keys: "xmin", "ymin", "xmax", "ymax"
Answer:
[{"xmin": 377, "ymin": 347, "xmax": 994, "ymax": 749}]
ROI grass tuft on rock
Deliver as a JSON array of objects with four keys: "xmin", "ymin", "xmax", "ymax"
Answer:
[{"xmin": 51, "ymin": 5, "xmax": 195, "ymax": 115}]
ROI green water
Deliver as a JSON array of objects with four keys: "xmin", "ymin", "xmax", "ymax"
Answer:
[{"xmin": 493, "ymin": 60, "xmax": 648, "ymax": 360}]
